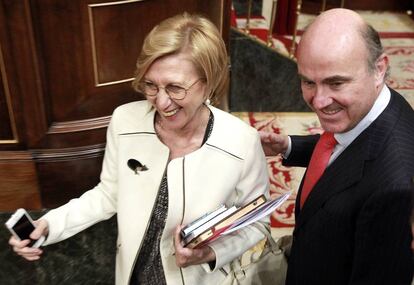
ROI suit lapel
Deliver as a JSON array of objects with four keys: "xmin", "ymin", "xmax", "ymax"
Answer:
[
  {"xmin": 295, "ymin": 135, "xmax": 366, "ymax": 230},
  {"xmin": 295, "ymin": 89, "xmax": 402, "ymax": 231}
]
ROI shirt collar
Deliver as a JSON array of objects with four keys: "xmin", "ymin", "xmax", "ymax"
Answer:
[{"xmin": 334, "ymin": 85, "xmax": 391, "ymax": 148}]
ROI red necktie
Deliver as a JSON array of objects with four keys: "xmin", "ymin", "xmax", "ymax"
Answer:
[{"xmin": 300, "ymin": 132, "xmax": 337, "ymax": 208}]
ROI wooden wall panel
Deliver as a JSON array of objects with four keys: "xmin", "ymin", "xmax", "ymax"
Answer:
[
  {"xmin": 88, "ymin": 1, "xmax": 154, "ymax": 86},
  {"xmin": 0, "ymin": 0, "xmax": 48, "ymax": 148},
  {"xmin": 0, "ymin": 64, "xmax": 14, "ymax": 141},
  {"xmin": 33, "ymin": 144, "xmax": 105, "ymax": 208},
  {"xmin": 0, "ymin": 0, "xmax": 231, "ymax": 210},
  {"xmin": 0, "ymin": 2, "xmax": 21, "ymax": 146},
  {"xmin": 0, "ymin": 152, "xmax": 41, "ymax": 211}
]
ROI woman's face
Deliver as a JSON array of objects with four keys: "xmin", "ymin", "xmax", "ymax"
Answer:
[{"xmin": 143, "ymin": 52, "xmax": 208, "ymax": 132}]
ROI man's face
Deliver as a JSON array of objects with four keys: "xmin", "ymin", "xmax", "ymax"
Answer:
[{"xmin": 297, "ymin": 36, "xmax": 384, "ymax": 133}]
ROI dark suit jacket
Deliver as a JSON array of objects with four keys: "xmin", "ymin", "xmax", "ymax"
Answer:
[{"xmin": 284, "ymin": 89, "xmax": 414, "ymax": 285}]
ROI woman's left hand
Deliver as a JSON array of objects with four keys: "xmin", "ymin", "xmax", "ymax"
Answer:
[{"xmin": 174, "ymin": 225, "xmax": 216, "ymax": 268}]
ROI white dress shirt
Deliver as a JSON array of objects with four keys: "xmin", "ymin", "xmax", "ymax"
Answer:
[{"xmin": 330, "ymin": 85, "xmax": 391, "ymax": 164}]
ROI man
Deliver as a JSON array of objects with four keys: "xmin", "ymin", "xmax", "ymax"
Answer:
[{"xmin": 261, "ymin": 9, "xmax": 414, "ymax": 284}]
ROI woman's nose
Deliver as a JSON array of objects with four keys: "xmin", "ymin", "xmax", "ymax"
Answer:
[{"xmin": 154, "ymin": 89, "xmax": 172, "ymax": 109}]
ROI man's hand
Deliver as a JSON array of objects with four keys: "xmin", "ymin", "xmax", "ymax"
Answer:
[
  {"xmin": 173, "ymin": 225, "xmax": 216, "ymax": 268},
  {"xmin": 259, "ymin": 131, "xmax": 289, "ymax": 156}
]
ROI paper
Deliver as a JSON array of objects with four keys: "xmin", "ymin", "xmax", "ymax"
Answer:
[
  {"xmin": 181, "ymin": 204, "xmax": 227, "ymax": 237},
  {"xmin": 182, "ymin": 194, "xmax": 267, "ymax": 248},
  {"xmin": 182, "ymin": 206, "xmax": 238, "ymax": 245},
  {"xmin": 222, "ymin": 192, "xmax": 291, "ymax": 235},
  {"xmin": 181, "ymin": 193, "xmax": 291, "ymax": 248}
]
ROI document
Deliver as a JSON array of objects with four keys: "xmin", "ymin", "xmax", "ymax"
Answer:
[
  {"xmin": 180, "ymin": 204, "xmax": 227, "ymax": 238},
  {"xmin": 182, "ymin": 206, "xmax": 238, "ymax": 245},
  {"xmin": 182, "ymin": 192, "xmax": 290, "ymax": 249},
  {"xmin": 222, "ymin": 192, "xmax": 291, "ymax": 235}
]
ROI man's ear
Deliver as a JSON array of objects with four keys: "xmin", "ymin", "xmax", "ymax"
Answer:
[{"xmin": 375, "ymin": 53, "xmax": 389, "ymax": 87}]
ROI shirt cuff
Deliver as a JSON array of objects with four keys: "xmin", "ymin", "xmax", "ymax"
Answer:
[{"xmin": 282, "ymin": 136, "xmax": 292, "ymax": 159}]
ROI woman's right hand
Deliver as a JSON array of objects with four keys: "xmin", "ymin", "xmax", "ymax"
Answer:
[{"xmin": 8, "ymin": 219, "xmax": 49, "ymax": 261}]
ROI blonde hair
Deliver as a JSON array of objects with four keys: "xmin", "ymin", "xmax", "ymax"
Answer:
[{"xmin": 132, "ymin": 13, "xmax": 229, "ymax": 104}]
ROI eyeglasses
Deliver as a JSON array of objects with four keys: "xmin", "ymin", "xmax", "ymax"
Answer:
[{"xmin": 138, "ymin": 78, "xmax": 204, "ymax": 100}]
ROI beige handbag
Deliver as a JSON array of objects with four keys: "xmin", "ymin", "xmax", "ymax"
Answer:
[{"xmin": 223, "ymin": 224, "xmax": 289, "ymax": 285}]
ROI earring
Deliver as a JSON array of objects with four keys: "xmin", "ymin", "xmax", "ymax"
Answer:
[{"xmin": 205, "ymin": 98, "xmax": 211, "ymax": 105}]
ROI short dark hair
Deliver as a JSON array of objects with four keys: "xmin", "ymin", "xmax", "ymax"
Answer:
[{"xmin": 360, "ymin": 24, "xmax": 390, "ymax": 78}]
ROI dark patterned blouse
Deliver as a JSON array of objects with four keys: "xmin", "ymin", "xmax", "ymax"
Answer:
[{"xmin": 130, "ymin": 111, "xmax": 214, "ymax": 285}]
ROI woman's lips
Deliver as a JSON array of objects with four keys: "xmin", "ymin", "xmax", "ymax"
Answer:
[{"xmin": 161, "ymin": 108, "xmax": 179, "ymax": 117}]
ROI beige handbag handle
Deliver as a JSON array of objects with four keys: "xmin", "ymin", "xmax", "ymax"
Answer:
[
  {"xmin": 253, "ymin": 223, "xmax": 279, "ymax": 252},
  {"xmin": 230, "ymin": 223, "xmax": 280, "ymax": 279}
]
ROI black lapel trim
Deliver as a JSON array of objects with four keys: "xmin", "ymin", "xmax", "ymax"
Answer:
[
  {"xmin": 205, "ymin": 143, "xmax": 243, "ymax": 160},
  {"xmin": 119, "ymin": 131, "xmax": 156, "ymax": 136}
]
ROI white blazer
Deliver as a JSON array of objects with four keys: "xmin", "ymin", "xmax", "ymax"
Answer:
[{"xmin": 42, "ymin": 101, "xmax": 270, "ymax": 285}]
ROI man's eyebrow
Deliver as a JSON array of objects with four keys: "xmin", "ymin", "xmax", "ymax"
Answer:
[
  {"xmin": 298, "ymin": 74, "xmax": 312, "ymax": 81},
  {"xmin": 322, "ymin": 76, "xmax": 352, "ymax": 84},
  {"xmin": 297, "ymin": 74, "xmax": 352, "ymax": 83}
]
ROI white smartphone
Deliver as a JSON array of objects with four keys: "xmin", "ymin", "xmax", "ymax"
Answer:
[{"xmin": 5, "ymin": 208, "xmax": 45, "ymax": 248}]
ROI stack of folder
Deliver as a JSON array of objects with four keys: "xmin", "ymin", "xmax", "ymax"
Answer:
[{"xmin": 181, "ymin": 192, "xmax": 290, "ymax": 249}]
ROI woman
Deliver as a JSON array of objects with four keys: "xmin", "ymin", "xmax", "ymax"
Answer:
[{"xmin": 9, "ymin": 13, "xmax": 269, "ymax": 284}]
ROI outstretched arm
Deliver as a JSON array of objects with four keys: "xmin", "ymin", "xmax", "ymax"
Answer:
[{"xmin": 259, "ymin": 131, "xmax": 289, "ymax": 156}]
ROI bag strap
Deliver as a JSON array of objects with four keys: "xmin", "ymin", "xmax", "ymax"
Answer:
[
  {"xmin": 230, "ymin": 223, "xmax": 280, "ymax": 281},
  {"xmin": 252, "ymin": 223, "xmax": 279, "ymax": 253},
  {"xmin": 231, "ymin": 255, "xmax": 246, "ymax": 280}
]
